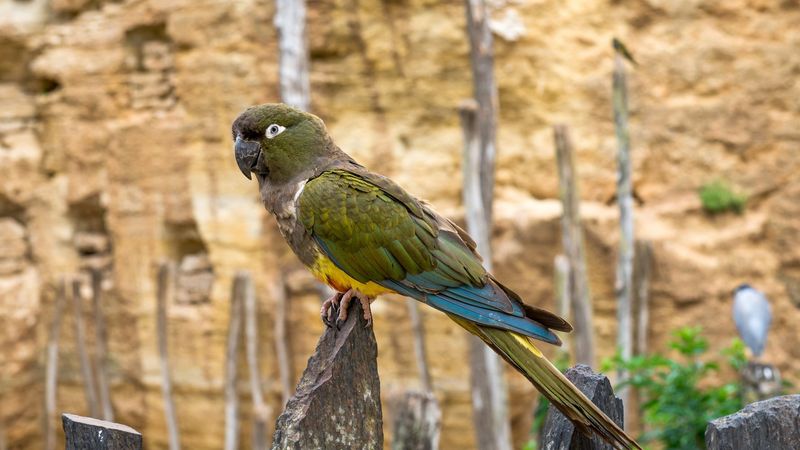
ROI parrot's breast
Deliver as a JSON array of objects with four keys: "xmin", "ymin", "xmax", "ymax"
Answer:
[{"xmin": 309, "ymin": 251, "xmax": 393, "ymax": 297}]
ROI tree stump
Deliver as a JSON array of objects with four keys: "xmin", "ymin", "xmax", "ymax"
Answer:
[
  {"xmin": 706, "ymin": 394, "xmax": 800, "ymax": 450},
  {"xmin": 271, "ymin": 300, "xmax": 382, "ymax": 450},
  {"xmin": 62, "ymin": 413, "xmax": 142, "ymax": 450},
  {"xmin": 391, "ymin": 391, "xmax": 441, "ymax": 450},
  {"xmin": 540, "ymin": 364, "xmax": 624, "ymax": 450}
]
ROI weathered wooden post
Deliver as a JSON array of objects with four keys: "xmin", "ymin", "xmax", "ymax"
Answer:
[
  {"xmin": 273, "ymin": 276, "xmax": 293, "ymax": 406},
  {"xmin": 391, "ymin": 391, "xmax": 441, "ymax": 450},
  {"xmin": 44, "ymin": 278, "xmax": 67, "ymax": 450},
  {"xmin": 554, "ymin": 125, "xmax": 596, "ymax": 367},
  {"xmin": 459, "ymin": 99, "xmax": 512, "ymax": 450},
  {"xmin": 72, "ymin": 278, "xmax": 100, "ymax": 418},
  {"xmin": 156, "ymin": 262, "xmax": 181, "ymax": 450},
  {"xmin": 275, "ymin": 0, "xmax": 311, "ymax": 111},
  {"xmin": 62, "ymin": 413, "xmax": 142, "ymax": 450},
  {"xmin": 271, "ymin": 301, "xmax": 382, "ymax": 449},
  {"xmin": 90, "ymin": 269, "xmax": 114, "ymax": 421},
  {"xmin": 540, "ymin": 365, "xmax": 624, "ymax": 450},
  {"xmin": 242, "ymin": 272, "xmax": 270, "ymax": 449},
  {"xmin": 224, "ymin": 274, "xmax": 245, "ymax": 450},
  {"xmin": 706, "ymin": 395, "xmax": 800, "ymax": 450}
]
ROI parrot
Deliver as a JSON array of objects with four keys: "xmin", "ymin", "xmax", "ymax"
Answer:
[
  {"xmin": 232, "ymin": 103, "xmax": 640, "ymax": 449},
  {"xmin": 732, "ymin": 284, "xmax": 772, "ymax": 358}
]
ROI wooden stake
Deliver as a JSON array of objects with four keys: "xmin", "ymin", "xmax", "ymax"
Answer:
[
  {"xmin": 156, "ymin": 262, "xmax": 181, "ymax": 450},
  {"xmin": 633, "ymin": 240, "xmax": 653, "ymax": 356},
  {"xmin": 275, "ymin": 0, "xmax": 311, "ymax": 111},
  {"xmin": 90, "ymin": 269, "xmax": 114, "ymax": 421},
  {"xmin": 242, "ymin": 272, "xmax": 269, "ymax": 449},
  {"xmin": 407, "ymin": 299, "xmax": 433, "ymax": 393},
  {"xmin": 554, "ymin": 254, "xmax": 572, "ymax": 356},
  {"xmin": 274, "ymin": 276, "xmax": 293, "ymax": 406},
  {"xmin": 553, "ymin": 124, "xmax": 596, "ymax": 366},
  {"xmin": 613, "ymin": 44, "xmax": 634, "ymax": 412},
  {"xmin": 459, "ymin": 100, "xmax": 511, "ymax": 450},
  {"xmin": 44, "ymin": 278, "xmax": 67, "ymax": 450},
  {"xmin": 72, "ymin": 278, "xmax": 99, "ymax": 418},
  {"xmin": 225, "ymin": 275, "xmax": 244, "ymax": 450}
]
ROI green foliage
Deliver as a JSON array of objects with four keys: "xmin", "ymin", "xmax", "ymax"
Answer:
[
  {"xmin": 699, "ymin": 181, "xmax": 747, "ymax": 214},
  {"xmin": 602, "ymin": 327, "xmax": 747, "ymax": 450}
]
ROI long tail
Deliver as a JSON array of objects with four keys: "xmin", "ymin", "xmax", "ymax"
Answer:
[{"xmin": 450, "ymin": 315, "xmax": 641, "ymax": 450}]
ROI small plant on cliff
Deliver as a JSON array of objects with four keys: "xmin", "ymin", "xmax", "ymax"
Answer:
[
  {"xmin": 602, "ymin": 327, "xmax": 746, "ymax": 450},
  {"xmin": 699, "ymin": 180, "xmax": 747, "ymax": 214}
]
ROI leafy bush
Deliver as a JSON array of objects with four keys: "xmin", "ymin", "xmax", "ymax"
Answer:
[
  {"xmin": 699, "ymin": 181, "xmax": 746, "ymax": 214},
  {"xmin": 602, "ymin": 327, "xmax": 747, "ymax": 450}
]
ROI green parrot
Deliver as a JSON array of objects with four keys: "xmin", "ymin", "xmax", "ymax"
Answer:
[{"xmin": 232, "ymin": 103, "xmax": 640, "ymax": 449}]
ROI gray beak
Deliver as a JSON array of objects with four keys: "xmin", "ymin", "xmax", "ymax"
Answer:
[{"xmin": 234, "ymin": 135, "xmax": 262, "ymax": 180}]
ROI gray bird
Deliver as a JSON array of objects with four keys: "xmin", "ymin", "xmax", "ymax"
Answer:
[{"xmin": 732, "ymin": 284, "xmax": 772, "ymax": 358}]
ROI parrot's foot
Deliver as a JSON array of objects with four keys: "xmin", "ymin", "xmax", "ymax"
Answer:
[
  {"xmin": 336, "ymin": 289, "xmax": 374, "ymax": 328},
  {"xmin": 320, "ymin": 291, "xmax": 344, "ymax": 328}
]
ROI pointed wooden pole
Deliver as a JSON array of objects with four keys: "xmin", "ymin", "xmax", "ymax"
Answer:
[
  {"xmin": 633, "ymin": 240, "xmax": 653, "ymax": 356},
  {"xmin": 225, "ymin": 274, "xmax": 245, "ymax": 450},
  {"xmin": 275, "ymin": 0, "xmax": 311, "ymax": 111},
  {"xmin": 156, "ymin": 263, "xmax": 180, "ymax": 450},
  {"xmin": 241, "ymin": 272, "xmax": 269, "ymax": 449},
  {"xmin": 274, "ymin": 276, "xmax": 293, "ymax": 406},
  {"xmin": 91, "ymin": 269, "xmax": 114, "ymax": 421},
  {"xmin": 554, "ymin": 125, "xmax": 596, "ymax": 366},
  {"xmin": 407, "ymin": 300, "xmax": 433, "ymax": 393},
  {"xmin": 613, "ymin": 40, "xmax": 635, "ymax": 413},
  {"xmin": 44, "ymin": 278, "xmax": 67, "ymax": 450},
  {"xmin": 72, "ymin": 278, "xmax": 99, "ymax": 418}
]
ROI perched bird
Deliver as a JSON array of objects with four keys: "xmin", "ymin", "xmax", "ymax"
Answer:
[
  {"xmin": 612, "ymin": 37, "xmax": 638, "ymax": 66},
  {"xmin": 233, "ymin": 103, "xmax": 640, "ymax": 449},
  {"xmin": 732, "ymin": 284, "xmax": 772, "ymax": 358}
]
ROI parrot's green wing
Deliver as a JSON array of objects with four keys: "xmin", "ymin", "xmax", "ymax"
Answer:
[{"xmin": 297, "ymin": 169, "xmax": 570, "ymax": 343}]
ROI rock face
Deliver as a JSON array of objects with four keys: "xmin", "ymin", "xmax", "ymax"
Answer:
[
  {"xmin": 705, "ymin": 395, "xmax": 800, "ymax": 450},
  {"xmin": 1, "ymin": 1, "xmax": 800, "ymax": 449}
]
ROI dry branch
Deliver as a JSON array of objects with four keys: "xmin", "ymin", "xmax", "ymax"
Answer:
[
  {"xmin": 91, "ymin": 269, "xmax": 114, "ymax": 421},
  {"xmin": 406, "ymin": 299, "xmax": 432, "ymax": 393},
  {"xmin": 225, "ymin": 274, "xmax": 245, "ymax": 450},
  {"xmin": 44, "ymin": 278, "xmax": 67, "ymax": 450},
  {"xmin": 554, "ymin": 125, "xmax": 596, "ymax": 366},
  {"xmin": 72, "ymin": 278, "xmax": 99, "ymax": 418},
  {"xmin": 242, "ymin": 272, "xmax": 269, "ymax": 449},
  {"xmin": 459, "ymin": 100, "xmax": 511, "ymax": 450},
  {"xmin": 271, "ymin": 300, "xmax": 382, "ymax": 449},
  {"xmin": 613, "ymin": 45, "xmax": 635, "ymax": 412},
  {"xmin": 275, "ymin": 0, "xmax": 311, "ymax": 111},
  {"xmin": 273, "ymin": 276, "xmax": 293, "ymax": 406},
  {"xmin": 156, "ymin": 262, "xmax": 180, "ymax": 450}
]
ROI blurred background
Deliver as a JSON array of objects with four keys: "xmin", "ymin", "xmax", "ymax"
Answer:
[{"xmin": 1, "ymin": 0, "xmax": 799, "ymax": 449}]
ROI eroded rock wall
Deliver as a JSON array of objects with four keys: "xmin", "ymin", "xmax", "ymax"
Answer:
[{"xmin": 1, "ymin": 0, "xmax": 799, "ymax": 449}]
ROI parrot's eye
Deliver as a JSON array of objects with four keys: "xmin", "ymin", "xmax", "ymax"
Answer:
[{"xmin": 265, "ymin": 124, "xmax": 286, "ymax": 139}]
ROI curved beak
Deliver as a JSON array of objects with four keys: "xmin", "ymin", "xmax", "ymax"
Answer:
[{"xmin": 234, "ymin": 135, "xmax": 262, "ymax": 180}]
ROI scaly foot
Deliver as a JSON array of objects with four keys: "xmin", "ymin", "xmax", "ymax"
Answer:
[
  {"xmin": 320, "ymin": 291, "xmax": 344, "ymax": 328},
  {"xmin": 336, "ymin": 289, "xmax": 375, "ymax": 328}
]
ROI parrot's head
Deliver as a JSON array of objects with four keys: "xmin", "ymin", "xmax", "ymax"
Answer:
[{"xmin": 232, "ymin": 103, "xmax": 331, "ymax": 185}]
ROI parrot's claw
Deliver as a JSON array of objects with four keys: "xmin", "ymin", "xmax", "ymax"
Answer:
[
  {"xmin": 320, "ymin": 291, "xmax": 344, "ymax": 328},
  {"xmin": 323, "ymin": 288, "xmax": 374, "ymax": 329}
]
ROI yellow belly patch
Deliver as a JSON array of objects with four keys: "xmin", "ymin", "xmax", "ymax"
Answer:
[{"xmin": 310, "ymin": 253, "xmax": 393, "ymax": 297}]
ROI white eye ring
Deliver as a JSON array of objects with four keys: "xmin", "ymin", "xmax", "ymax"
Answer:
[{"xmin": 265, "ymin": 124, "xmax": 286, "ymax": 139}]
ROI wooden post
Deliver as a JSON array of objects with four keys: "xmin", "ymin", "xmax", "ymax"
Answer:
[
  {"xmin": 91, "ymin": 269, "xmax": 114, "ymax": 421},
  {"xmin": 275, "ymin": 0, "xmax": 311, "ymax": 111},
  {"xmin": 464, "ymin": 0, "xmax": 499, "ymax": 223},
  {"xmin": 156, "ymin": 263, "xmax": 181, "ymax": 450},
  {"xmin": 706, "ymin": 395, "xmax": 800, "ymax": 450},
  {"xmin": 225, "ymin": 275, "xmax": 245, "ymax": 450},
  {"xmin": 62, "ymin": 413, "xmax": 142, "ymax": 450},
  {"xmin": 554, "ymin": 254, "xmax": 572, "ymax": 356},
  {"xmin": 72, "ymin": 278, "xmax": 100, "ymax": 418},
  {"xmin": 274, "ymin": 276, "xmax": 293, "ymax": 406},
  {"xmin": 407, "ymin": 300, "xmax": 433, "ymax": 393},
  {"xmin": 540, "ymin": 365, "xmax": 624, "ymax": 450},
  {"xmin": 613, "ymin": 42, "xmax": 635, "ymax": 412},
  {"xmin": 633, "ymin": 240, "xmax": 653, "ymax": 356},
  {"xmin": 459, "ymin": 101, "xmax": 512, "ymax": 450},
  {"xmin": 391, "ymin": 391, "xmax": 441, "ymax": 450},
  {"xmin": 44, "ymin": 278, "xmax": 67, "ymax": 450},
  {"xmin": 242, "ymin": 272, "xmax": 269, "ymax": 449},
  {"xmin": 554, "ymin": 125, "xmax": 596, "ymax": 366},
  {"xmin": 271, "ymin": 300, "xmax": 382, "ymax": 449}
]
